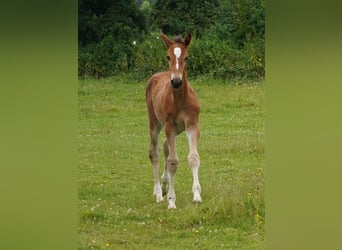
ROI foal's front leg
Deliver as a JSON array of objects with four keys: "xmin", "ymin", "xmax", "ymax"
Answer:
[{"xmin": 186, "ymin": 126, "xmax": 202, "ymax": 203}]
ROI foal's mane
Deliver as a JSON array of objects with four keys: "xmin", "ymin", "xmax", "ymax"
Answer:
[{"xmin": 173, "ymin": 36, "xmax": 184, "ymax": 44}]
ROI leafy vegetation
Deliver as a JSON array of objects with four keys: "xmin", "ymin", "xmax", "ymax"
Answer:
[
  {"xmin": 78, "ymin": 75, "xmax": 265, "ymax": 249},
  {"xmin": 78, "ymin": 0, "xmax": 265, "ymax": 80},
  {"xmin": 152, "ymin": 0, "xmax": 219, "ymax": 37},
  {"xmin": 78, "ymin": 0, "xmax": 147, "ymax": 77}
]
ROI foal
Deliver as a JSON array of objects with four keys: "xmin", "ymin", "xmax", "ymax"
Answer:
[{"xmin": 146, "ymin": 31, "xmax": 201, "ymax": 209}]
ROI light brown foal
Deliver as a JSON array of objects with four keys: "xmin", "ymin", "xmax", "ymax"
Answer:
[{"xmin": 146, "ymin": 31, "xmax": 201, "ymax": 209}]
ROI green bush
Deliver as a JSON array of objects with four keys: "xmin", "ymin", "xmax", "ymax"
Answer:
[
  {"xmin": 152, "ymin": 0, "xmax": 219, "ymax": 37},
  {"xmin": 78, "ymin": 0, "xmax": 147, "ymax": 78},
  {"xmin": 78, "ymin": 1, "xmax": 265, "ymax": 81},
  {"xmin": 79, "ymin": 35, "xmax": 134, "ymax": 78},
  {"xmin": 133, "ymin": 32, "xmax": 167, "ymax": 79},
  {"xmin": 131, "ymin": 33, "xmax": 264, "ymax": 81},
  {"xmin": 242, "ymin": 38, "xmax": 265, "ymax": 79},
  {"xmin": 187, "ymin": 38, "xmax": 235, "ymax": 79},
  {"xmin": 188, "ymin": 37, "xmax": 264, "ymax": 80}
]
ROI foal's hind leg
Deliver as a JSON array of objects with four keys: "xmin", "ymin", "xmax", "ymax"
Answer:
[
  {"xmin": 161, "ymin": 138, "xmax": 169, "ymax": 196},
  {"xmin": 165, "ymin": 125, "xmax": 179, "ymax": 209},
  {"xmin": 149, "ymin": 125, "xmax": 163, "ymax": 203}
]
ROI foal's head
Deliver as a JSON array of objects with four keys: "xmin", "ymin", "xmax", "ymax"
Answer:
[{"xmin": 160, "ymin": 31, "xmax": 192, "ymax": 89}]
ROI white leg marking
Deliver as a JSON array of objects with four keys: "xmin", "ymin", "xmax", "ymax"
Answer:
[
  {"xmin": 167, "ymin": 170, "xmax": 177, "ymax": 209},
  {"xmin": 153, "ymin": 162, "xmax": 163, "ymax": 203},
  {"xmin": 186, "ymin": 130, "xmax": 202, "ymax": 203},
  {"xmin": 167, "ymin": 156, "xmax": 178, "ymax": 209},
  {"xmin": 154, "ymin": 183, "xmax": 163, "ymax": 203}
]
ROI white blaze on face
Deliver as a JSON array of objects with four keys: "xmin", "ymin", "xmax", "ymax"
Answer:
[{"xmin": 173, "ymin": 47, "xmax": 182, "ymax": 70}]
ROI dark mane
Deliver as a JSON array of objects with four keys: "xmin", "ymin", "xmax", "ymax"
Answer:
[{"xmin": 173, "ymin": 36, "xmax": 183, "ymax": 44}]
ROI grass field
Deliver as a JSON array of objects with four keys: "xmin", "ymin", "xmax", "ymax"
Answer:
[{"xmin": 78, "ymin": 75, "xmax": 265, "ymax": 249}]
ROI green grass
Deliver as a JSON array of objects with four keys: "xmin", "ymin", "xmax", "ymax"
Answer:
[{"xmin": 78, "ymin": 75, "xmax": 265, "ymax": 249}]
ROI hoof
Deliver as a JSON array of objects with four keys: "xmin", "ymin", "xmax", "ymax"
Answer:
[
  {"xmin": 156, "ymin": 195, "xmax": 164, "ymax": 203},
  {"xmin": 154, "ymin": 184, "xmax": 163, "ymax": 203},
  {"xmin": 193, "ymin": 192, "xmax": 202, "ymax": 203},
  {"xmin": 193, "ymin": 199, "xmax": 202, "ymax": 204},
  {"xmin": 168, "ymin": 204, "xmax": 176, "ymax": 209},
  {"xmin": 168, "ymin": 198, "xmax": 176, "ymax": 209}
]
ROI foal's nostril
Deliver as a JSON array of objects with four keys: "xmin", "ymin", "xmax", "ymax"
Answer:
[{"xmin": 171, "ymin": 78, "xmax": 182, "ymax": 89}]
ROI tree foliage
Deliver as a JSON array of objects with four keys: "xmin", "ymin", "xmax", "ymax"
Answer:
[
  {"xmin": 152, "ymin": 0, "xmax": 219, "ymax": 37},
  {"xmin": 209, "ymin": 0, "xmax": 265, "ymax": 48},
  {"xmin": 78, "ymin": 0, "xmax": 265, "ymax": 80},
  {"xmin": 78, "ymin": 0, "xmax": 147, "ymax": 77}
]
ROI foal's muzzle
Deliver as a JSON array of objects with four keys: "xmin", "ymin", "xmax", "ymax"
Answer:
[{"xmin": 171, "ymin": 78, "xmax": 182, "ymax": 89}]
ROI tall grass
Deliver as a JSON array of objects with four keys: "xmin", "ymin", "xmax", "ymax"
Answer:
[{"xmin": 78, "ymin": 75, "xmax": 265, "ymax": 249}]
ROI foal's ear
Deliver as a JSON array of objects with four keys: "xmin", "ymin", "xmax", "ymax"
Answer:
[
  {"xmin": 184, "ymin": 32, "xmax": 192, "ymax": 47},
  {"xmin": 160, "ymin": 30, "xmax": 173, "ymax": 48}
]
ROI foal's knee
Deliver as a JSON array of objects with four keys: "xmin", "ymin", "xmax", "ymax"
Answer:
[
  {"xmin": 167, "ymin": 157, "xmax": 179, "ymax": 173},
  {"xmin": 188, "ymin": 153, "xmax": 200, "ymax": 168}
]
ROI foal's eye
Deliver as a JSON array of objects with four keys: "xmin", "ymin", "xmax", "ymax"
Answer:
[
  {"xmin": 184, "ymin": 56, "xmax": 188, "ymax": 61},
  {"xmin": 166, "ymin": 55, "xmax": 170, "ymax": 61}
]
